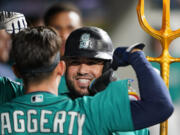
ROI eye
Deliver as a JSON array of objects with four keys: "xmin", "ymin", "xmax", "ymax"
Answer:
[
  {"xmin": 86, "ymin": 60, "xmax": 104, "ymax": 65},
  {"xmin": 68, "ymin": 60, "xmax": 81, "ymax": 65},
  {"xmin": 86, "ymin": 61, "xmax": 98, "ymax": 65},
  {"xmin": 54, "ymin": 26, "xmax": 61, "ymax": 31},
  {"xmin": 67, "ymin": 25, "xmax": 74, "ymax": 31}
]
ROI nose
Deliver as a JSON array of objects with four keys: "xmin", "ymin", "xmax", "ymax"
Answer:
[
  {"xmin": 78, "ymin": 64, "xmax": 90, "ymax": 74},
  {"xmin": 60, "ymin": 30, "xmax": 69, "ymax": 42}
]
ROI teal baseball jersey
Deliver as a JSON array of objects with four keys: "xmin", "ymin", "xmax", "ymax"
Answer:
[
  {"xmin": 58, "ymin": 76, "xmax": 150, "ymax": 135},
  {"xmin": 0, "ymin": 80, "xmax": 134, "ymax": 135}
]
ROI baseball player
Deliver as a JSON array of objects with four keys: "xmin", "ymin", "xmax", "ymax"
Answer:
[
  {"xmin": 57, "ymin": 27, "xmax": 173, "ymax": 135},
  {"xmin": 57, "ymin": 27, "xmax": 160, "ymax": 135},
  {"xmin": 0, "ymin": 11, "xmax": 26, "ymax": 104}
]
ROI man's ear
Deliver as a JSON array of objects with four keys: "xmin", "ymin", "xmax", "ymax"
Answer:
[
  {"xmin": 12, "ymin": 64, "xmax": 22, "ymax": 78},
  {"xmin": 56, "ymin": 60, "xmax": 66, "ymax": 76}
]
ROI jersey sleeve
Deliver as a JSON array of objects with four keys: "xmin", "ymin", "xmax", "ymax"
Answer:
[
  {"xmin": 0, "ymin": 77, "xmax": 24, "ymax": 104},
  {"xmin": 82, "ymin": 80, "xmax": 134, "ymax": 134}
]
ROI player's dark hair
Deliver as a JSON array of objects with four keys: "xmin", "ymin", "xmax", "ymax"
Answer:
[
  {"xmin": 44, "ymin": 2, "xmax": 82, "ymax": 26},
  {"xmin": 12, "ymin": 26, "xmax": 61, "ymax": 84}
]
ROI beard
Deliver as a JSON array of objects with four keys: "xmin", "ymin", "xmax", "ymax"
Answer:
[{"xmin": 65, "ymin": 72, "xmax": 94, "ymax": 99}]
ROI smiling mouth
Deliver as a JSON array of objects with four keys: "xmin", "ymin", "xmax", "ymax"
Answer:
[{"xmin": 76, "ymin": 78, "xmax": 91, "ymax": 87}]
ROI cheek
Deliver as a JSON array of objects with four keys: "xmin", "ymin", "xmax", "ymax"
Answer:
[
  {"xmin": 66, "ymin": 66, "xmax": 78, "ymax": 80},
  {"xmin": 91, "ymin": 65, "xmax": 103, "ymax": 78}
]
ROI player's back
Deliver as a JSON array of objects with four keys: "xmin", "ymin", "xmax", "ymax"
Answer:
[{"xmin": 0, "ymin": 92, "xmax": 87, "ymax": 135}]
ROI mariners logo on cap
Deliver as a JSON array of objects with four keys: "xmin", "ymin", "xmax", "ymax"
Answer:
[{"xmin": 79, "ymin": 33, "xmax": 92, "ymax": 49}]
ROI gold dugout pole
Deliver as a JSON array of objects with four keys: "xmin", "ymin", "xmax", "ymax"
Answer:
[{"xmin": 137, "ymin": 0, "xmax": 180, "ymax": 134}]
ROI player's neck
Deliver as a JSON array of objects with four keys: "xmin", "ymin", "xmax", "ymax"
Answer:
[{"xmin": 25, "ymin": 76, "xmax": 60, "ymax": 96}]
